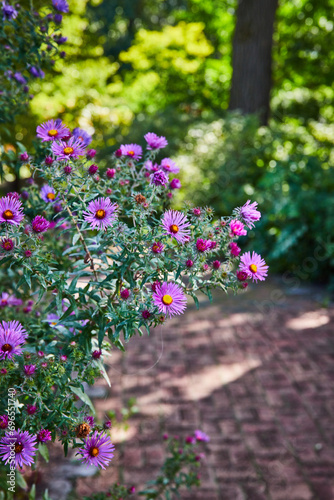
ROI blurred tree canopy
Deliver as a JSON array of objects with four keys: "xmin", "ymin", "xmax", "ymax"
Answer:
[{"xmin": 2, "ymin": 0, "xmax": 334, "ymax": 284}]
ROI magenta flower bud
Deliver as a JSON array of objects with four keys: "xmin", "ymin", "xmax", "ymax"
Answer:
[
  {"xmin": 186, "ymin": 259, "xmax": 193, "ymax": 268},
  {"xmin": 212, "ymin": 260, "xmax": 221, "ymax": 270},
  {"xmin": 45, "ymin": 156, "xmax": 53, "ymax": 165},
  {"xmin": 37, "ymin": 429, "xmax": 52, "ymax": 442},
  {"xmin": 242, "ymin": 282, "xmax": 248, "ymax": 289},
  {"xmin": 120, "ymin": 289, "xmax": 130, "ymax": 300},
  {"xmin": 114, "ymin": 148, "xmax": 122, "ymax": 157},
  {"xmin": 92, "ymin": 350, "xmax": 102, "ymax": 359},
  {"xmin": 106, "ymin": 188, "xmax": 112, "ymax": 195},
  {"xmin": 163, "ymin": 433, "xmax": 168, "ymax": 440},
  {"xmin": 1, "ymin": 368, "xmax": 8, "ymax": 375},
  {"xmin": 170, "ymin": 178, "xmax": 181, "ymax": 189},
  {"xmin": 129, "ymin": 486, "xmax": 136, "ymax": 494},
  {"xmin": 229, "ymin": 242, "xmax": 241, "ymax": 257},
  {"xmin": 141, "ymin": 310, "xmax": 151, "ymax": 319},
  {"xmin": 37, "ymin": 351, "xmax": 44, "ymax": 358},
  {"xmin": 63, "ymin": 165, "xmax": 72, "ymax": 174},
  {"xmin": 106, "ymin": 168, "xmax": 116, "ymax": 179},
  {"xmin": 186, "ymin": 436, "xmax": 195, "ymax": 444},
  {"xmin": 60, "ymin": 355, "xmax": 67, "ymax": 362},
  {"xmin": 167, "ymin": 192, "xmax": 172, "ymax": 199},
  {"xmin": 87, "ymin": 149, "xmax": 96, "ymax": 158},
  {"xmin": 26, "ymin": 404, "xmax": 38, "ymax": 415},
  {"xmin": 193, "ymin": 208, "xmax": 201, "ymax": 216},
  {"xmin": 20, "ymin": 152, "xmax": 29, "ymax": 161},
  {"xmin": 1, "ymin": 238, "xmax": 14, "ymax": 252},
  {"xmin": 24, "ymin": 365, "xmax": 36, "ymax": 377},
  {"xmin": 202, "ymin": 263, "xmax": 209, "ymax": 272},
  {"xmin": 236, "ymin": 271, "xmax": 248, "ymax": 281},
  {"xmin": 21, "ymin": 190, "xmax": 29, "ymax": 200},
  {"xmin": 104, "ymin": 420, "xmax": 112, "ymax": 429},
  {"xmin": 0, "ymin": 415, "xmax": 9, "ymax": 429},
  {"xmin": 41, "ymin": 362, "xmax": 48, "ymax": 369},
  {"xmin": 88, "ymin": 164, "xmax": 98, "ymax": 175}
]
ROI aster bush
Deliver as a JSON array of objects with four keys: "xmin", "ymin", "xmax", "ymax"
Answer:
[{"xmin": 0, "ymin": 119, "xmax": 267, "ymax": 483}]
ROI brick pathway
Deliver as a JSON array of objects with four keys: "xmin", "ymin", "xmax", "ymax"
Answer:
[{"xmin": 73, "ymin": 280, "xmax": 334, "ymax": 499}]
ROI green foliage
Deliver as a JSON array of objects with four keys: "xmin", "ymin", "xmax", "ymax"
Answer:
[{"xmin": 176, "ymin": 112, "xmax": 334, "ymax": 283}]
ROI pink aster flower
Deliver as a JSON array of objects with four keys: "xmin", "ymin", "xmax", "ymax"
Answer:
[
  {"xmin": 26, "ymin": 404, "xmax": 38, "ymax": 415},
  {"xmin": 160, "ymin": 158, "xmax": 179, "ymax": 174},
  {"xmin": 170, "ymin": 178, "xmax": 181, "ymax": 189},
  {"xmin": 144, "ymin": 160, "xmax": 159, "ymax": 172},
  {"xmin": 31, "ymin": 215, "xmax": 49, "ymax": 233},
  {"xmin": 194, "ymin": 430, "xmax": 210, "ymax": 442},
  {"xmin": 161, "ymin": 210, "xmax": 191, "ymax": 244},
  {"xmin": 120, "ymin": 144, "xmax": 142, "ymax": 160},
  {"xmin": 83, "ymin": 197, "xmax": 118, "ymax": 230},
  {"xmin": 0, "ymin": 293, "xmax": 22, "ymax": 308},
  {"xmin": 0, "ymin": 430, "xmax": 37, "ymax": 468},
  {"xmin": 0, "ymin": 196, "xmax": 24, "ymax": 226},
  {"xmin": 1, "ymin": 238, "xmax": 14, "ymax": 252},
  {"xmin": 151, "ymin": 241, "xmax": 164, "ymax": 253},
  {"xmin": 51, "ymin": 136, "xmax": 86, "ymax": 160},
  {"xmin": 236, "ymin": 271, "xmax": 248, "ymax": 282},
  {"xmin": 152, "ymin": 282, "xmax": 187, "ymax": 318},
  {"xmin": 229, "ymin": 242, "xmax": 241, "ymax": 257},
  {"xmin": 239, "ymin": 251, "xmax": 269, "ymax": 282},
  {"xmin": 230, "ymin": 220, "xmax": 247, "ymax": 237},
  {"xmin": 37, "ymin": 429, "xmax": 52, "ymax": 443},
  {"xmin": 196, "ymin": 239, "xmax": 213, "ymax": 253},
  {"xmin": 144, "ymin": 132, "xmax": 168, "ymax": 150},
  {"xmin": 0, "ymin": 321, "xmax": 27, "ymax": 360},
  {"xmin": 238, "ymin": 200, "xmax": 261, "ymax": 229},
  {"xmin": 36, "ymin": 119, "xmax": 70, "ymax": 142},
  {"xmin": 78, "ymin": 431, "xmax": 115, "ymax": 469},
  {"xmin": 40, "ymin": 185, "xmax": 58, "ymax": 203}
]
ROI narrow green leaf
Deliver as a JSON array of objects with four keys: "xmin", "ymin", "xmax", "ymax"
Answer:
[{"xmin": 69, "ymin": 386, "xmax": 96, "ymax": 415}]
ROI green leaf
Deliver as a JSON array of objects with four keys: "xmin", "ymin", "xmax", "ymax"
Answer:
[
  {"xmin": 38, "ymin": 443, "xmax": 49, "ymax": 463},
  {"xmin": 29, "ymin": 484, "xmax": 36, "ymax": 500},
  {"xmin": 16, "ymin": 471, "xmax": 28, "ymax": 490},
  {"xmin": 192, "ymin": 295, "xmax": 199, "ymax": 310},
  {"xmin": 72, "ymin": 232, "xmax": 81, "ymax": 246},
  {"xmin": 69, "ymin": 386, "xmax": 96, "ymax": 415}
]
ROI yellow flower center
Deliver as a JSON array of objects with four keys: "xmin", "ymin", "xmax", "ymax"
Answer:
[
  {"xmin": 90, "ymin": 447, "xmax": 99, "ymax": 457},
  {"xmin": 63, "ymin": 146, "xmax": 74, "ymax": 155},
  {"xmin": 3, "ymin": 209, "xmax": 14, "ymax": 220},
  {"xmin": 249, "ymin": 264, "xmax": 257, "ymax": 273},
  {"xmin": 2, "ymin": 343, "xmax": 12, "ymax": 352},
  {"xmin": 95, "ymin": 209, "xmax": 106, "ymax": 219},
  {"xmin": 3, "ymin": 241, "xmax": 12, "ymax": 250},
  {"xmin": 51, "ymin": 322, "xmax": 57, "ymax": 326},
  {"xmin": 46, "ymin": 193, "xmax": 56, "ymax": 201},
  {"xmin": 152, "ymin": 245, "xmax": 159, "ymax": 252},
  {"xmin": 170, "ymin": 224, "xmax": 179, "ymax": 234},
  {"xmin": 15, "ymin": 443, "xmax": 23, "ymax": 454},
  {"xmin": 48, "ymin": 129, "xmax": 58, "ymax": 137},
  {"xmin": 162, "ymin": 294, "xmax": 173, "ymax": 306},
  {"xmin": 128, "ymin": 150, "xmax": 135, "ymax": 156},
  {"xmin": 78, "ymin": 136, "xmax": 84, "ymax": 142}
]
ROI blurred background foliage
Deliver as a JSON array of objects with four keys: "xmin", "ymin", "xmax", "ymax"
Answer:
[{"xmin": 1, "ymin": 0, "xmax": 334, "ymax": 284}]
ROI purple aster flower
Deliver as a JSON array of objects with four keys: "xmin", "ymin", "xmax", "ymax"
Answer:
[
  {"xmin": 229, "ymin": 242, "xmax": 241, "ymax": 257},
  {"xmin": 160, "ymin": 158, "xmax": 180, "ymax": 174},
  {"xmin": 230, "ymin": 220, "xmax": 247, "ymax": 237},
  {"xmin": 170, "ymin": 178, "xmax": 181, "ymax": 189},
  {"xmin": 46, "ymin": 313, "xmax": 60, "ymax": 327},
  {"xmin": 237, "ymin": 200, "xmax": 261, "ymax": 229},
  {"xmin": 0, "ymin": 196, "xmax": 24, "ymax": 226},
  {"xmin": 0, "ymin": 294, "xmax": 22, "ymax": 307},
  {"xmin": 36, "ymin": 119, "xmax": 70, "ymax": 142},
  {"xmin": 120, "ymin": 144, "xmax": 142, "ymax": 160},
  {"xmin": 144, "ymin": 160, "xmax": 159, "ymax": 172},
  {"xmin": 196, "ymin": 239, "xmax": 213, "ymax": 253},
  {"xmin": 37, "ymin": 429, "xmax": 52, "ymax": 443},
  {"xmin": 151, "ymin": 241, "xmax": 164, "ymax": 253},
  {"xmin": 150, "ymin": 170, "xmax": 169, "ymax": 187},
  {"xmin": 54, "ymin": 13, "xmax": 62, "ymax": 24},
  {"xmin": 83, "ymin": 197, "xmax": 118, "ymax": 230},
  {"xmin": 31, "ymin": 215, "xmax": 49, "ymax": 233},
  {"xmin": 194, "ymin": 430, "xmax": 210, "ymax": 442},
  {"xmin": 52, "ymin": 0, "xmax": 69, "ymax": 13},
  {"xmin": 51, "ymin": 136, "xmax": 86, "ymax": 160},
  {"xmin": 2, "ymin": 1, "xmax": 18, "ymax": 20},
  {"xmin": 55, "ymin": 36, "xmax": 67, "ymax": 44},
  {"xmin": 72, "ymin": 127, "xmax": 92, "ymax": 147},
  {"xmin": 0, "ymin": 320, "xmax": 27, "ymax": 360},
  {"xmin": 14, "ymin": 72, "xmax": 26, "ymax": 84},
  {"xmin": 0, "ymin": 429, "xmax": 37, "ymax": 468},
  {"xmin": 239, "ymin": 251, "xmax": 269, "ymax": 282},
  {"xmin": 144, "ymin": 132, "xmax": 168, "ymax": 150},
  {"xmin": 1, "ymin": 238, "xmax": 14, "ymax": 252},
  {"xmin": 29, "ymin": 66, "xmax": 44, "ymax": 78},
  {"xmin": 77, "ymin": 431, "xmax": 115, "ymax": 469},
  {"xmin": 0, "ymin": 415, "xmax": 8, "ymax": 429},
  {"xmin": 40, "ymin": 185, "xmax": 58, "ymax": 203},
  {"xmin": 161, "ymin": 210, "xmax": 191, "ymax": 244},
  {"xmin": 152, "ymin": 282, "xmax": 187, "ymax": 318},
  {"xmin": 24, "ymin": 365, "xmax": 36, "ymax": 377}
]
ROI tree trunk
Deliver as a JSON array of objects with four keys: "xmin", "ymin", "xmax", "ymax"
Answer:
[{"xmin": 229, "ymin": 0, "xmax": 279, "ymax": 125}]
